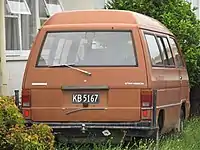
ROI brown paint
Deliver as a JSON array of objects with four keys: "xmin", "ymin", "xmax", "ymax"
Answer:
[{"xmin": 22, "ymin": 10, "xmax": 190, "ymax": 136}]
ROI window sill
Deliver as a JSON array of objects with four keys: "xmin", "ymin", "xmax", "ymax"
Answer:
[{"xmin": 6, "ymin": 50, "xmax": 30, "ymax": 61}]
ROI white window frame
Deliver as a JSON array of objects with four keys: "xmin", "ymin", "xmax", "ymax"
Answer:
[
  {"xmin": 5, "ymin": 15, "xmax": 22, "ymax": 51},
  {"xmin": 39, "ymin": 17, "xmax": 48, "ymax": 26},
  {"xmin": 5, "ymin": 14, "xmax": 29, "ymax": 59},
  {"xmin": 6, "ymin": 0, "xmax": 31, "ymax": 15},
  {"xmin": 5, "ymin": 0, "xmax": 33, "ymax": 60},
  {"xmin": 42, "ymin": 0, "xmax": 64, "ymax": 16},
  {"xmin": 39, "ymin": 0, "xmax": 64, "ymax": 26}
]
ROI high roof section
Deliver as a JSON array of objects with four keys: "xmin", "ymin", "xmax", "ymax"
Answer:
[{"xmin": 44, "ymin": 9, "xmax": 173, "ymax": 35}]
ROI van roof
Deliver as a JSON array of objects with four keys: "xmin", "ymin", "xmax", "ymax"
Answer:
[{"xmin": 43, "ymin": 9, "xmax": 173, "ymax": 35}]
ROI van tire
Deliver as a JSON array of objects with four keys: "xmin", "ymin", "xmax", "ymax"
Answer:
[{"xmin": 157, "ymin": 110, "xmax": 164, "ymax": 134}]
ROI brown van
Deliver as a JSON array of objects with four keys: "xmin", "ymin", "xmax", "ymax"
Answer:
[{"xmin": 21, "ymin": 10, "xmax": 190, "ymax": 142}]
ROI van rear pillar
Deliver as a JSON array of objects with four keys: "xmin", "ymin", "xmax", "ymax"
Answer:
[{"xmin": 152, "ymin": 89, "xmax": 157, "ymax": 128}]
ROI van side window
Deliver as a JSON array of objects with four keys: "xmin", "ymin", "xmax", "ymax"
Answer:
[
  {"xmin": 144, "ymin": 34, "xmax": 164, "ymax": 66},
  {"xmin": 168, "ymin": 37, "xmax": 184, "ymax": 67},
  {"xmin": 162, "ymin": 37, "xmax": 175, "ymax": 66},
  {"xmin": 157, "ymin": 37, "xmax": 168, "ymax": 66}
]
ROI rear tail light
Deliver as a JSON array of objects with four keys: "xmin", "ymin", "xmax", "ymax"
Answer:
[
  {"xmin": 142, "ymin": 110, "xmax": 148, "ymax": 117},
  {"xmin": 141, "ymin": 89, "xmax": 153, "ymax": 107},
  {"xmin": 141, "ymin": 109, "xmax": 151, "ymax": 120},
  {"xmin": 23, "ymin": 109, "xmax": 30, "ymax": 117},
  {"xmin": 22, "ymin": 89, "xmax": 31, "ymax": 107}
]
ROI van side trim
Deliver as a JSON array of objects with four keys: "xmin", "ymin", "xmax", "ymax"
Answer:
[
  {"xmin": 156, "ymin": 102, "xmax": 181, "ymax": 109},
  {"xmin": 32, "ymin": 82, "xmax": 47, "ymax": 86},
  {"xmin": 142, "ymin": 99, "xmax": 186, "ymax": 110},
  {"xmin": 61, "ymin": 85, "xmax": 109, "ymax": 91}
]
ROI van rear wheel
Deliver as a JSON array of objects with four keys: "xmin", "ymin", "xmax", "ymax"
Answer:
[{"xmin": 157, "ymin": 111, "xmax": 164, "ymax": 134}]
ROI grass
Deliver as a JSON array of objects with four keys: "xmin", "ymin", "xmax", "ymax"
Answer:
[
  {"xmin": 159, "ymin": 117, "xmax": 200, "ymax": 150},
  {"xmin": 55, "ymin": 117, "xmax": 200, "ymax": 150}
]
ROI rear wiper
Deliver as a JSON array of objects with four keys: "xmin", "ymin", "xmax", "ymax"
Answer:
[{"xmin": 48, "ymin": 63, "xmax": 92, "ymax": 76}]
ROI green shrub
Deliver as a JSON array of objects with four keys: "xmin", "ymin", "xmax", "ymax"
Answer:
[
  {"xmin": 0, "ymin": 96, "xmax": 55, "ymax": 150},
  {"xmin": 105, "ymin": 0, "xmax": 200, "ymax": 88}
]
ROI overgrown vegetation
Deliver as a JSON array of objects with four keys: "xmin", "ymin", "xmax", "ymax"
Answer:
[
  {"xmin": 105, "ymin": 0, "xmax": 200, "ymax": 88},
  {"xmin": 55, "ymin": 117, "xmax": 200, "ymax": 150},
  {"xmin": 0, "ymin": 96, "xmax": 55, "ymax": 150},
  {"xmin": 159, "ymin": 117, "xmax": 200, "ymax": 150}
]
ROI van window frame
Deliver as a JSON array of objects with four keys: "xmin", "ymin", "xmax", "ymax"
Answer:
[
  {"xmin": 155, "ymin": 35, "xmax": 176, "ymax": 68},
  {"xmin": 143, "ymin": 32, "xmax": 165, "ymax": 67},
  {"xmin": 35, "ymin": 30, "xmax": 139, "ymax": 68},
  {"xmin": 168, "ymin": 36, "xmax": 185, "ymax": 68},
  {"xmin": 156, "ymin": 36, "xmax": 169, "ymax": 66},
  {"xmin": 161, "ymin": 36, "xmax": 176, "ymax": 68}
]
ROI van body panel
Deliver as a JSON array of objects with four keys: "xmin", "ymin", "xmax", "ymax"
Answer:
[
  {"xmin": 27, "ymin": 67, "xmax": 147, "ymax": 122},
  {"xmin": 30, "ymin": 88, "xmax": 141, "ymax": 122},
  {"xmin": 45, "ymin": 10, "xmax": 137, "ymax": 25},
  {"xmin": 151, "ymin": 67, "xmax": 180, "ymax": 130},
  {"xmin": 25, "ymin": 68, "xmax": 147, "ymax": 88},
  {"xmin": 44, "ymin": 10, "xmax": 172, "ymax": 35},
  {"xmin": 139, "ymin": 28, "xmax": 188, "ymax": 132},
  {"xmin": 179, "ymin": 58, "xmax": 190, "ymax": 119},
  {"xmin": 23, "ymin": 25, "xmax": 148, "ymax": 122}
]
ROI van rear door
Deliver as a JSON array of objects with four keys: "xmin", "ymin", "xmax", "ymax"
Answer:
[{"xmin": 23, "ymin": 29, "xmax": 148, "ymax": 122}]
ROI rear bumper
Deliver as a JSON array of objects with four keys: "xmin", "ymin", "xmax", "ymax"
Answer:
[{"xmin": 25, "ymin": 120, "xmax": 158, "ymax": 140}]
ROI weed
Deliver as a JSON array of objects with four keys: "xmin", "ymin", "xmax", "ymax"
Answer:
[{"xmin": 55, "ymin": 117, "xmax": 200, "ymax": 150}]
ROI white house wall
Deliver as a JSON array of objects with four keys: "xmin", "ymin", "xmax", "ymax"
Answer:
[
  {"xmin": 60, "ymin": 0, "xmax": 94, "ymax": 10},
  {"xmin": 7, "ymin": 61, "xmax": 27, "ymax": 96},
  {"xmin": 60, "ymin": 0, "xmax": 107, "ymax": 10}
]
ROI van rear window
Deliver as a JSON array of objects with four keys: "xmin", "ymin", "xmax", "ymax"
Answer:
[{"xmin": 36, "ymin": 31, "xmax": 137, "ymax": 67}]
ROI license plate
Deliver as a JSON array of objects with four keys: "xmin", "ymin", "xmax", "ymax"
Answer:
[{"xmin": 72, "ymin": 93, "xmax": 99, "ymax": 104}]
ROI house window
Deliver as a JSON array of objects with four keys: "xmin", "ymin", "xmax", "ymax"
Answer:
[
  {"xmin": 5, "ymin": 16, "xmax": 20, "ymax": 50},
  {"xmin": 5, "ymin": 0, "xmax": 64, "ymax": 54},
  {"xmin": 39, "ymin": 0, "xmax": 63, "ymax": 26},
  {"xmin": 43, "ymin": 0, "xmax": 63, "ymax": 16},
  {"xmin": 6, "ymin": 0, "xmax": 31, "ymax": 15},
  {"xmin": 21, "ymin": 0, "xmax": 37, "ymax": 50},
  {"xmin": 5, "ymin": 0, "xmax": 37, "ymax": 51}
]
